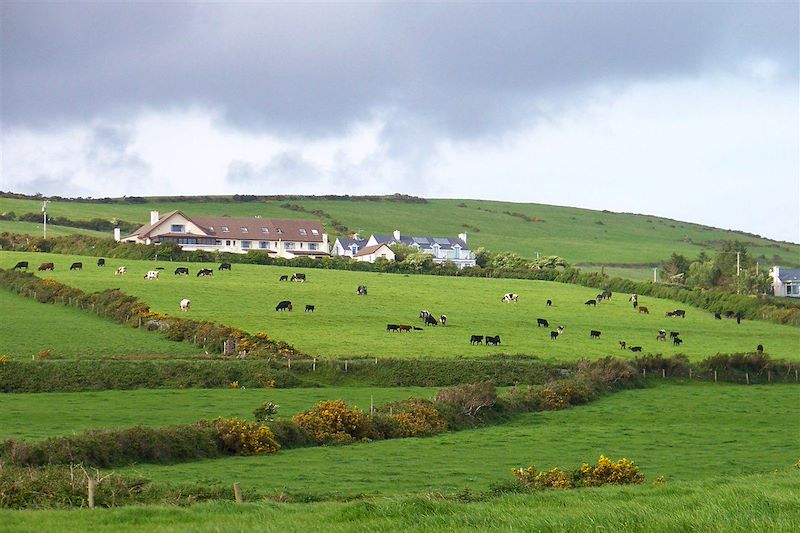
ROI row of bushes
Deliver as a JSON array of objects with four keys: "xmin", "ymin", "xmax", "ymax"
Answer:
[
  {"xmin": 0, "ymin": 191, "xmax": 429, "ymax": 204},
  {"xmin": 9, "ymin": 212, "xmax": 141, "ymax": 234},
  {"xmin": 512, "ymin": 455, "xmax": 644, "ymax": 490}
]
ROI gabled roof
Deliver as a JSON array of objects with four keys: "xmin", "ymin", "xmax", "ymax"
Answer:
[
  {"xmin": 334, "ymin": 237, "xmax": 368, "ymax": 248},
  {"xmin": 777, "ymin": 269, "xmax": 800, "ymax": 282},
  {"xmin": 355, "ymin": 243, "xmax": 393, "ymax": 257},
  {"xmin": 372, "ymin": 234, "xmax": 468, "ymax": 251}
]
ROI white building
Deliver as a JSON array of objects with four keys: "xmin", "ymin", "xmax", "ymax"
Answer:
[
  {"xmin": 367, "ymin": 230, "xmax": 476, "ymax": 269},
  {"xmin": 769, "ymin": 266, "xmax": 800, "ymax": 298}
]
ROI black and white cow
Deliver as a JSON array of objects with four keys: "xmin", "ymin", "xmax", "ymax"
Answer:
[
  {"xmin": 501, "ymin": 293, "xmax": 518, "ymax": 303},
  {"xmin": 13, "ymin": 261, "xmax": 28, "ymax": 270},
  {"xmin": 197, "ymin": 268, "xmax": 213, "ymax": 277},
  {"xmin": 537, "ymin": 318, "xmax": 549, "ymax": 328},
  {"xmin": 174, "ymin": 267, "xmax": 189, "ymax": 275}
]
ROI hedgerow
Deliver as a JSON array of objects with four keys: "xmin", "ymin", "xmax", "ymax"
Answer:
[{"xmin": 512, "ymin": 455, "xmax": 645, "ymax": 490}]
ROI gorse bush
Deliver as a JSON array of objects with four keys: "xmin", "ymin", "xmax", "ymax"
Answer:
[
  {"xmin": 512, "ymin": 455, "xmax": 644, "ymax": 490},
  {"xmin": 377, "ymin": 398, "xmax": 447, "ymax": 438},
  {"xmin": 212, "ymin": 417, "xmax": 280, "ymax": 456},
  {"xmin": 291, "ymin": 400, "xmax": 372, "ymax": 445}
]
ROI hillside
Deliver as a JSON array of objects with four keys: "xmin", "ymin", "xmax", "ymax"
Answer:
[{"xmin": 1, "ymin": 194, "xmax": 797, "ymax": 269}]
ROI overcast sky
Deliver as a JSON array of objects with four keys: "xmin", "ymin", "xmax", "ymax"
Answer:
[{"xmin": 1, "ymin": 2, "xmax": 798, "ymax": 243}]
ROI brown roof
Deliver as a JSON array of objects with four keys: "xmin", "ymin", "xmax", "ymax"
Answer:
[{"xmin": 355, "ymin": 243, "xmax": 393, "ymax": 257}]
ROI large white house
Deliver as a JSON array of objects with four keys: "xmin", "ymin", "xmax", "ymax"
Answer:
[
  {"xmin": 769, "ymin": 266, "xmax": 800, "ymax": 298},
  {"xmin": 120, "ymin": 211, "xmax": 329, "ymax": 259},
  {"xmin": 367, "ymin": 230, "xmax": 475, "ymax": 269}
]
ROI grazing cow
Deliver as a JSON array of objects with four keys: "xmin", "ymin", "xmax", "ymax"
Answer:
[
  {"xmin": 501, "ymin": 293, "xmax": 519, "ymax": 302},
  {"xmin": 97, "ymin": 258, "xmax": 105, "ymax": 267},
  {"xmin": 275, "ymin": 300, "xmax": 292, "ymax": 312},
  {"xmin": 550, "ymin": 331, "xmax": 560, "ymax": 340},
  {"xmin": 470, "ymin": 335, "xmax": 484, "ymax": 345},
  {"xmin": 425, "ymin": 314, "xmax": 439, "ymax": 326},
  {"xmin": 115, "ymin": 266, "xmax": 127, "ymax": 275},
  {"xmin": 584, "ymin": 299, "xmax": 597, "ymax": 306},
  {"xmin": 619, "ymin": 340, "xmax": 627, "ymax": 350},
  {"xmin": 180, "ymin": 299, "xmax": 191, "ymax": 312},
  {"xmin": 656, "ymin": 330, "xmax": 666, "ymax": 341},
  {"xmin": 546, "ymin": 299, "xmax": 552, "ymax": 306},
  {"xmin": 590, "ymin": 330, "xmax": 601, "ymax": 339},
  {"xmin": 537, "ymin": 318, "xmax": 549, "ymax": 328},
  {"xmin": 600, "ymin": 290, "xmax": 612, "ymax": 300},
  {"xmin": 714, "ymin": 312, "xmax": 722, "ymax": 320},
  {"xmin": 440, "ymin": 315, "xmax": 447, "ymax": 327},
  {"xmin": 485, "ymin": 335, "xmax": 501, "ymax": 346},
  {"xmin": 673, "ymin": 337, "xmax": 683, "ymax": 346},
  {"xmin": 357, "ymin": 285, "xmax": 368, "ymax": 295},
  {"xmin": 399, "ymin": 325, "xmax": 413, "ymax": 332},
  {"xmin": 419, "ymin": 310, "xmax": 431, "ymax": 321},
  {"xmin": 413, "ymin": 326, "xmax": 423, "ymax": 331},
  {"xmin": 666, "ymin": 309, "xmax": 686, "ymax": 318},
  {"xmin": 756, "ymin": 344, "xmax": 764, "ymax": 354},
  {"xmin": 629, "ymin": 346, "xmax": 643, "ymax": 352},
  {"xmin": 670, "ymin": 331, "xmax": 680, "ymax": 338},
  {"xmin": 638, "ymin": 306, "xmax": 649, "ymax": 314},
  {"xmin": 197, "ymin": 268, "xmax": 213, "ymax": 277},
  {"xmin": 13, "ymin": 261, "xmax": 28, "ymax": 270},
  {"xmin": 305, "ymin": 305, "xmax": 315, "ymax": 312},
  {"xmin": 386, "ymin": 324, "xmax": 400, "ymax": 332},
  {"xmin": 70, "ymin": 262, "xmax": 82, "ymax": 271},
  {"xmin": 279, "ymin": 275, "xmax": 289, "ymax": 281},
  {"xmin": 291, "ymin": 273, "xmax": 306, "ymax": 282},
  {"xmin": 38, "ymin": 262, "xmax": 54, "ymax": 271},
  {"xmin": 144, "ymin": 270, "xmax": 159, "ymax": 280},
  {"xmin": 219, "ymin": 263, "xmax": 232, "ymax": 271},
  {"xmin": 174, "ymin": 267, "xmax": 189, "ymax": 275},
  {"xmin": 155, "ymin": 267, "xmax": 165, "ymax": 270},
  {"xmin": 725, "ymin": 310, "xmax": 736, "ymax": 319},
  {"xmin": 735, "ymin": 312, "xmax": 742, "ymax": 324}
]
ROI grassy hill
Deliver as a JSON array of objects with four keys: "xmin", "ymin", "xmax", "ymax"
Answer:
[{"xmin": 2, "ymin": 195, "xmax": 797, "ymax": 268}]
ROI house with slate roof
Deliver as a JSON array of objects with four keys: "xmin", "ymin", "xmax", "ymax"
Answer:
[
  {"xmin": 120, "ymin": 210, "xmax": 329, "ymax": 259},
  {"xmin": 366, "ymin": 230, "xmax": 475, "ymax": 269},
  {"xmin": 769, "ymin": 266, "xmax": 800, "ymax": 298},
  {"xmin": 330, "ymin": 237, "xmax": 369, "ymax": 258}
]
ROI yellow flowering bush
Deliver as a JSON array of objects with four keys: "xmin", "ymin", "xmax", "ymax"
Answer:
[
  {"xmin": 291, "ymin": 400, "xmax": 371, "ymax": 445},
  {"xmin": 380, "ymin": 399, "xmax": 447, "ymax": 438},
  {"xmin": 212, "ymin": 417, "xmax": 280, "ymax": 456},
  {"xmin": 0, "ymin": 354, "xmax": 9, "ymax": 365},
  {"xmin": 538, "ymin": 387, "xmax": 567, "ymax": 410},
  {"xmin": 513, "ymin": 455, "xmax": 644, "ymax": 490},
  {"xmin": 512, "ymin": 465, "xmax": 571, "ymax": 489}
]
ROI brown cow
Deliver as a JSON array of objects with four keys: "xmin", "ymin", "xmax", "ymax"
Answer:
[
  {"xmin": 638, "ymin": 306, "xmax": 649, "ymax": 314},
  {"xmin": 38, "ymin": 262, "xmax": 54, "ymax": 271}
]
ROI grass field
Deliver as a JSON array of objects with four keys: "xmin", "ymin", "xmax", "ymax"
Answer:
[
  {"xmin": 1, "ymin": 196, "xmax": 797, "ymax": 266},
  {"xmin": 0, "ymin": 220, "xmax": 108, "ymax": 238},
  {"xmin": 3, "ymin": 251, "xmax": 797, "ymax": 360}
]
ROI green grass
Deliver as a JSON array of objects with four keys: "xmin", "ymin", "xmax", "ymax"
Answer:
[
  {"xmin": 0, "ymin": 387, "xmax": 439, "ymax": 440},
  {"xmin": 114, "ymin": 383, "xmax": 799, "ymax": 496},
  {"xmin": 2, "ymin": 472, "xmax": 799, "ymax": 532},
  {"xmin": 1, "ymin": 196, "xmax": 797, "ymax": 266},
  {"xmin": 0, "ymin": 220, "xmax": 109, "ymax": 238},
  {"xmin": 3, "ymin": 251, "xmax": 798, "ymax": 361},
  {"xmin": 0, "ymin": 288, "xmax": 198, "ymax": 360}
]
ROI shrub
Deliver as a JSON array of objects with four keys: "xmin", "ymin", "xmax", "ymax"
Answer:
[
  {"xmin": 434, "ymin": 381, "xmax": 497, "ymax": 417},
  {"xmin": 253, "ymin": 401, "xmax": 280, "ymax": 423},
  {"xmin": 376, "ymin": 398, "xmax": 447, "ymax": 438},
  {"xmin": 212, "ymin": 417, "xmax": 280, "ymax": 456},
  {"xmin": 291, "ymin": 400, "xmax": 372, "ymax": 445},
  {"xmin": 513, "ymin": 455, "xmax": 644, "ymax": 490}
]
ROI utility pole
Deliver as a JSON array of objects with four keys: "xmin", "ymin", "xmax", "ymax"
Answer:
[
  {"xmin": 736, "ymin": 252, "xmax": 741, "ymax": 294},
  {"xmin": 42, "ymin": 200, "xmax": 50, "ymax": 239},
  {"xmin": 653, "ymin": 267, "xmax": 658, "ymax": 283}
]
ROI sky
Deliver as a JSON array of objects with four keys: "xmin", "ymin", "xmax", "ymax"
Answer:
[{"xmin": 1, "ymin": 2, "xmax": 798, "ymax": 243}]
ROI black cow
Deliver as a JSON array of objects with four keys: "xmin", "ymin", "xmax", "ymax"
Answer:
[
  {"xmin": 305, "ymin": 305, "xmax": 315, "ymax": 312},
  {"xmin": 735, "ymin": 312, "xmax": 742, "ymax": 324},
  {"xmin": 276, "ymin": 300, "xmax": 292, "ymax": 311},
  {"xmin": 470, "ymin": 335, "xmax": 483, "ymax": 345},
  {"xmin": 38, "ymin": 262, "xmax": 54, "ymax": 271},
  {"xmin": 537, "ymin": 318, "xmax": 549, "ymax": 328},
  {"xmin": 670, "ymin": 331, "xmax": 680, "ymax": 338},
  {"xmin": 97, "ymin": 258, "xmax": 105, "ymax": 267},
  {"xmin": 219, "ymin": 263, "xmax": 232, "ymax": 271},
  {"xmin": 197, "ymin": 268, "xmax": 213, "ymax": 277},
  {"xmin": 357, "ymin": 285, "xmax": 368, "ymax": 295},
  {"xmin": 725, "ymin": 310, "xmax": 736, "ymax": 319},
  {"xmin": 714, "ymin": 312, "xmax": 722, "ymax": 320},
  {"xmin": 550, "ymin": 331, "xmax": 560, "ymax": 340},
  {"xmin": 629, "ymin": 346, "xmax": 642, "ymax": 352},
  {"xmin": 279, "ymin": 275, "xmax": 289, "ymax": 281},
  {"xmin": 291, "ymin": 273, "xmax": 306, "ymax": 282},
  {"xmin": 666, "ymin": 309, "xmax": 686, "ymax": 318},
  {"xmin": 70, "ymin": 262, "xmax": 82, "ymax": 271},
  {"xmin": 584, "ymin": 299, "xmax": 597, "ymax": 306},
  {"xmin": 174, "ymin": 267, "xmax": 189, "ymax": 275},
  {"xmin": 387, "ymin": 324, "xmax": 400, "ymax": 332},
  {"xmin": 673, "ymin": 337, "xmax": 683, "ymax": 346},
  {"xmin": 13, "ymin": 261, "xmax": 28, "ymax": 270},
  {"xmin": 485, "ymin": 335, "xmax": 501, "ymax": 346},
  {"xmin": 619, "ymin": 340, "xmax": 626, "ymax": 349},
  {"xmin": 440, "ymin": 315, "xmax": 447, "ymax": 327},
  {"xmin": 756, "ymin": 344, "xmax": 764, "ymax": 354},
  {"xmin": 546, "ymin": 299, "xmax": 552, "ymax": 306},
  {"xmin": 590, "ymin": 330, "xmax": 601, "ymax": 339},
  {"xmin": 425, "ymin": 314, "xmax": 438, "ymax": 326}
]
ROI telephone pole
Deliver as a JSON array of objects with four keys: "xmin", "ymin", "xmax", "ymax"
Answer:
[{"xmin": 42, "ymin": 200, "xmax": 50, "ymax": 239}]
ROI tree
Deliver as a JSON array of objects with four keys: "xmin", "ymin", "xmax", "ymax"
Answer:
[
  {"xmin": 401, "ymin": 250, "xmax": 434, "ymax": 272},
  {"xmin": 662, "ymin": 253, "xmax": 690, "ymax": 283}
]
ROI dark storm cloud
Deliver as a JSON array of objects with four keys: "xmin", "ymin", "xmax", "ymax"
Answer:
[
  {"xmin": 227, "ymin": 151, "xmax": 320, "ymax": 185},
  {"xmin": 2, "ymin": 2, "xmax": 797, "ymax": 138}
]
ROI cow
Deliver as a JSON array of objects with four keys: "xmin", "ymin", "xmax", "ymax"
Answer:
[
  {"xmin": 440, "ymin": 315, "xmax": 447, "ymax": 327},
  {"xmin": 305, "ymin": 305, "xmax": 315, "ymax": 312},
  {"xmin": 425, "ymin": 314, "xmax": 438, "ymax": 326},
  {"xmin": 666, "ymin": 309, "xmax": 686, "ymax": 318},
  {"xmin": 276, "ymin": 300, "xmax": 292, "ymax": 311},
  {"xmin": 12, "ymin": 261, "xmax": 28, "ymax": 270},
  {"xmin": 38, "ymin": 262, "xmax": 54, "ymax": 271},
  {"xmin": 546, "ymin": 299, "xmax": 552, "ymax": 306},
  {"xmin": 584, "ymin": 299, "xmax": 597, "ymax": 306},
  {"xmin": 357, "ymin": 285, "xmax": 368, "ymax": 295},
  {"xmin": 97, "ymin": 258, "xmax": 105, "ymax": 267},
  {"xmin": 197, "ymin": 268, "xmax": 213, "ymax": 277},
  {"xmin": 600, "ymin": 290, "xmax": 612, "ymax": 300},
  {"xmin": 756, "ymin": 344, "xmax": 764, "ymax": 354},
  {"xmin": 673, "ymin": 337, "xmax": 683, "ymax": 346},
  {"xmin": 144, "ymin": 270, "xmax": 159, "ymax": 280},
  {"xmin": 735, "ymin": 312, "xmax": 742, "ymax": 324},
  {"xmin": 419, "ymin": 310, "xmax": 431, "ymax": 321},
  {"xmin": 115, "ymin": 266, "xmax": 127, "ymax": 275},
  {"xmin": 670, "ymin": 331, "xmax": 680, "ymax": 338},
  {"xmin": 174, "ymin": 267, "xmax": 189, "ymax": 275},
  {"xmin": 470, "ymin": 335, "xmax": 484, "ymax": 345},
  {"xmin": 629, "ymin": 346, "xmax": 643, "ymax": 352},
  {"xmin": 413, "ymin": 326, "xmax": 423, "ymax": 331},
  {"xmin": 550, "ymin": 330, "xmax": 560, "ymax": 340},
  {"xmin": 485, "ymin": 335, "xmax": 501, "ymax": 346},
  {"xmin": 537, "ymin": 318, "xmax": 549, "ymax": 328},
  {"xmin": 725, "ymin": 310, "xmax": 736, "ymax": 319},
  {"xmin": 502, "ymin": 293, "xmax": 519, "ymax": 302},
  {"xmin": 638, "ymin": 306, "xmax": 649, "ymax": 314},
  {"xmin": 590, "ymin": 330, "xmax": 601, "ymax": 339},
  {"xmin": 218, "ymin": 263, "xmax": 232, "ymax": 271},
  {"xmin": 279, "ymin": 275, "xmax": 289, "ymax": 281},
  {"xmin": 398, "ymin": 325, "xmax": 413, "ymax": 332},
  {"xmin": 656, "ymin": 330, "xmax": 666, "ymax": 341},
  {"xmin": 291, "ymin": 273, "xmax": 306, "ymax": 282},
  {"xmin": 714, "ymin": 312, "xmax": 722, "ymax": 320},
  {"xmin": 387, "ymin": 324, "xmax": 400, "ymax": 332},
  {"xmin": 180, "ymin": 299, "xmax": 191, "ymax": 312},
  {"xmin": 69, "ymin": 262, "xmax": 82, "ymax": 271},
  {"xmin": 619, "ymin": 340, "xmax": 627, "ymax": 350}
]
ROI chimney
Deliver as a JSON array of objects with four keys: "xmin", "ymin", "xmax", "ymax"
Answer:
[
  {"xmin": 458, "ymin": 232, "xmax": 467, "ymax": 244},
  {"xmin": 393, "ymin": 229, "xmax": 401, "ymax": 241},
  {"xmin": 150, "ymin": 211, "xmax": 159, "ymax": 225},
  {"xmin": 113, "ymin": 228, "xmax": 121, "ymax": 241}
]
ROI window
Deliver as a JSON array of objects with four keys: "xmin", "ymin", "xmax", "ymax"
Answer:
[
  {"xmin": 309, "ymin": 243, "xmax": 318, "ymax": 250},
  {"xmin": 284, "ymin": 242, "xmax": 295, "ymax": 250},
  {"xmin": 299, "ymin": 229, "xmax": 307, "ymax": 235},
  {"xmin": 225, "ymin": 240, "xmax": 231, "ymax": 246},
  {"xmin": 311, "ymin": 229, "xmax": 319, "ymax": 235},
  {"xmin": 241, "ymin": 227, "xmax": 248, "ymax": 233},
  {"xmin": 221, "ymin": 226, "xmax": 230, "ymax": 233},
  {"xmin": 453, "ymin": 245, "xmax": 461, "ymax": 259},
  {"xmin": 276, "ymin": 228, "xmax": 283, "ymax": 234},
  {"xmin": 260, "ymin": 241, "xmax": 268, "ymax": 249},
  {"xmin": 242, "ymin": 240, "xmax": 251, "ymax": 249},
  {"xmin": 170, "ymin": 224, "xmax": 185, "ymax": 233},
  {"xmin": 261, "ymin": 227, "xmax": 269, "ymax": 233},
  {"xmin": 788, "ymin": 282, "xmax": 800, "ymax": 296}
]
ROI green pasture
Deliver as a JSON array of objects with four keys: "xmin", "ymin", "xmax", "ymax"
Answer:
[
  {"xmin": 1, "ymin": 196, "xmax": 796, "ymax": 266},
  {"xmin": 3, "ymin": 251, "xmax": 797, "ymax": 360},
  {"xmin": 0, "ymin": 288, "xmax": 197, "ymax": 360},
  {"xmin": 115, "ymin": 383, "xmax": 799, "ymax": 496},
  {"xmin": 0, "ymin": 387, "xmax": 439, "ymax": 441},
  {"xmin": 0, "ymin": 220, "xmax": 108, "ymax": 238},
  {"xmin": 2, "ymin": 472, "xmax": 798, "ymax": 532}
]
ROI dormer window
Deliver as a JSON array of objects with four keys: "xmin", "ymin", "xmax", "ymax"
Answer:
[
  {"xmin": 261, "ymin": 227, "xmax": 269, "ymax": 233},
  {"xmin": 276, "ymin": 228, "xmax": 283, "ymax": 234},
  {"xmin": 221, "ymin": 226, "xmax": 230, "ymax": 233},
  {"xmin": 311, "ymin": 229, "xmax": 319, "ymax": 235},
  {"xmin": 241, "ymin": 227, "xmax": 248, "ymax": 233},
  {"xmin": 299, "ymin": 229, "xmax": 307, "ymax": 236}
]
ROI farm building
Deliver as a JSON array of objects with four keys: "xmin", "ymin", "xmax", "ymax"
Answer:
[
  {"xmin": 367, "ymin": 230, "xmax": 476, "ymax": 269},
  {"xmin": 119, "ymin": 211, "xmax": 329, "ymax": 258},
  {"xmin": 769, "ymin": 266, "xmax": 800, "ymax": 298}
]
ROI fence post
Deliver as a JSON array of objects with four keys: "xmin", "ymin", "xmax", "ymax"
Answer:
[
  {"xmin": 661, "ymin": 368, "xmax": 665, "ymax": 379},
  {"xmin": 688, "ymin": 368, "xmax": 692, "ymax": 379},
  {"xmin": 642, "ymin": 368, "xmax": 646, "ymax": 378},
  {"xmin": 768, "ymin": 371, "xmax": 772, "ymax": 384},
  {"xmin": 714, "ymin": 370, "xmax": 717, "ymax": 383},
  {"xmin": 288, "ymin": 358, "xmax": 291, "ymax": 369},
  {"xmin": 375, "ymin": 357, "xmax": 378, "ymax": 365},
  {"xmin": 746, "ymin": 372, "xmax": 750, "ymax": 385},
  {"xmin": 233, "ymin": 482, "xmax": 243, "ymax": 503},
  {"xmin": 87, "ymin": 477, "xmax": 96, "ymax": 509},
  {"xmin": 345, "ymin": 360, "xmax": 348, "ymax": 372},
  {"xmin": 313, "ymin": 358, "xmax": 316, "ymax": 372}
]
